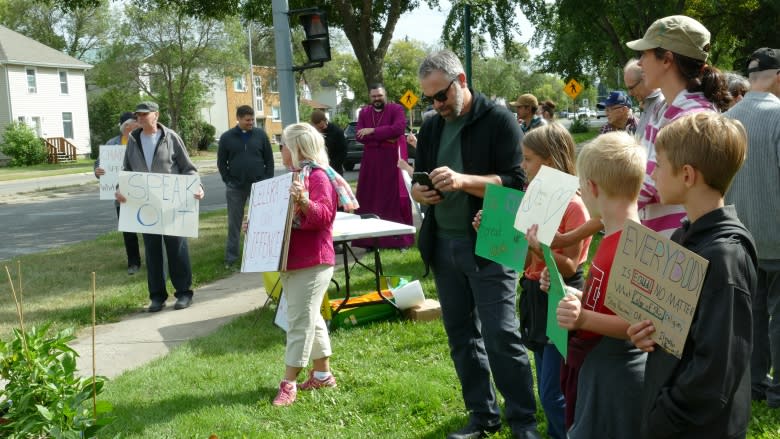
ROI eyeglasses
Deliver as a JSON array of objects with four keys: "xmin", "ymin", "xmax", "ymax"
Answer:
[
  {"xmin": 421, "ymin": 79, "xmax": 455, "ymax": 105},
  {"xmin": 626, "ymin": 79, "xmax": 642, "ymax": 91}
]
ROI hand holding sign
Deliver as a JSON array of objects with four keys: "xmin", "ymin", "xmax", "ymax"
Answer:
[
  {"xmin": 98, "ymin": 145, "xmax": 124, "ymax": 200},
  {"xmin": 514, "ymin": 165, "xmax": 579, "ymax": 245}
]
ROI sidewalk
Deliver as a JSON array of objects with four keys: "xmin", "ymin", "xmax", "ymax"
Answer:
[{"xmin": 72, "ymin": 272, "xmax": 270, "ymax": 379}]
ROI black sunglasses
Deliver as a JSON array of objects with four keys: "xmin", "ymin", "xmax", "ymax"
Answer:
[{"xmin": 421, "ymin": 79, "xmax": 455, "ymax": 105}]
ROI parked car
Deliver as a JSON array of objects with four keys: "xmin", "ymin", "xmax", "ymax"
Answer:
[
  {"xmin": 343, "ymin": 121, "xmax": 363, "ymax": 171},
  {"xmin": 576, "ymin": 108, "xmax": 595, "ymax": 119},
  {"xmin": 596, "ymin": 108, "xmax": 607, "ymax": 119}
]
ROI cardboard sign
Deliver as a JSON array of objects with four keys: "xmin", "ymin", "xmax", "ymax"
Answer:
[
  {"xmin": 604, "ymin": 220, "xmax": 709, "ymax": 358},
  {"xmin": 542, "ymin": 245, "xmax": 568, "ymax": 359},
  {"xmin": 475, "ymin": 184, "xmax": 527, "ymax": 271},
  {"xmin": 514, "ymin": 165, "xmax": 579, "ymax": 245},
  {"xmin": 241, "ymin": 173, "xmax": 294, "ymax": 273},
  {"xmin": 98, "ymin": 144, "xmax": 124, "ymax": 200},
  {"xmin": 118, "ymin": 171, "xmax": 200, "ymax": 238}
]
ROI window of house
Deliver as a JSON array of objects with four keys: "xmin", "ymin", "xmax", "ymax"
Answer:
[
  {"xmin": 26, "ymin": 68, "xmax": 37, "ymax": 93},
  {"xmin": 62, "ymin": 112, "xmax": 73, "ymax": 139},
  {"xmin": 253, "ymin": 76, "xmax": 263, "ymax": 112},
  {"xmin": 59, "ymin": 71, "xmax": 69, "ymax": 94},
  {"xmin": 267, "ymin": 75, "xmax": 278, "ymax": 93},
  {"xmin": 31, "ymin": 117, "xmax": 42, "ymax": 136},
  {"xmin": 233, "ymin": 75, "xmax": 247, "ymax": 92},
  {"xmin": 271, "ymin": 106, "xmax": 280, "ymax": 120},
  {"xmin": 17, "ymin": 116, "xmax": 25, "ymax": 123}
]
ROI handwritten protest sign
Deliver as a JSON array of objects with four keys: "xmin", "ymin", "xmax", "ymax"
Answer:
[
  {"xmin": 604, "ymin": 220, "xmax": 709, "ymax": 358},
  {"xmin": 98, "ymin": 144, "xmax": 124, "ymax": 200},
  {"xmin": 241, "ymin": 173, "xmax": 294, "ymax": 273},
  {"xmin": 117, "ymin": 171, "xmax": 201, "ymax": 238},
  {"xmin": 542, "ymin": 245, "xmax": 569, "ymax": 359},
  {"xmin": 514, "ymin": 165, "xmax": 579, "ymax": 245},
  {"xmin": 475, "ymin": 184, "xmax": 527, "ymax": 271}
]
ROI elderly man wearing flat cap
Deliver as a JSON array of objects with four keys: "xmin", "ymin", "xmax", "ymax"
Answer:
[
  {"xmin": 116, "ymin": 101, "xmax": 205, "ymax": 312},
  {"xmin": 511, "ymin": 93, "xmax": 546, "ymax": 133},
  {"xmin": 725, "ymin": 47, "xmax": 780, "ymax": 410}
]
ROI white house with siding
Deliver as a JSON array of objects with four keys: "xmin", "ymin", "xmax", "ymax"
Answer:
[{"xmin": 0, "ymin": 25, "xmax": 92, "ymax": 158}]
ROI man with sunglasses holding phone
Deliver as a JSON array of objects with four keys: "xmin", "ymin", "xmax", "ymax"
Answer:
[
  {"xmin": 411, "ymin": 49, "xmax": 541, "ymax": 439},
  {"xmin": 623, "ymin": 59, "xmax": 664, "ymax": 142}
]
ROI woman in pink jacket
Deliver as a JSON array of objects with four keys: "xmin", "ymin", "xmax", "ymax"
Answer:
[{"xmin": 271, "ymin": 123, "xmax": 358, "ymax": 406}]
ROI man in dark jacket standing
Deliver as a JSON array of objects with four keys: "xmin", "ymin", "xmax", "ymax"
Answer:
[
  {"xmin": 411, "ymin": 49, "xmax": 540, "ymax": 439},
  {"xmin": 310, "ymin": 109, "xmax": 347, "ymax": 175},
  {"xmin": 218, "ymin": 105, "xmax": 275, "ymax": 268}
]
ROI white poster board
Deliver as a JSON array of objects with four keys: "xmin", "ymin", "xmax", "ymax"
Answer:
[
  {"xmin": 513, "ymin": 165, "xmax": 580, "ymax": 245},
  {"xmin": 241, "ymin": 173, "xmax": 294, "ymax": 273},
  {"xmin": 98, "ymin": 144, "xmax": 124, "ymax": 200},
  {"xmin": 604, "ymin": 220, "xmax": 709, "ymax": 358},
  {"xmin": 117, "ymin": 171, "xmax": 201, "ymax": 238}
]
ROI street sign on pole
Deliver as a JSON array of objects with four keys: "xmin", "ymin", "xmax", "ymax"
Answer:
[
  {"xmin": 400, "ymin": 90, "xmax": 418, "ymax": 111},
  {"xmin": 564, "ymin": 79, "xmax": 583, "ymax": 100}
]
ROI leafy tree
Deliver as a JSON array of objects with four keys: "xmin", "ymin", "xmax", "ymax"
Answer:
[
  {"xmin": 0, "ymin": 122, "xmax": 48, "ymax": 166},
  {"xmin": 0, "ymin": 0, "xmax": 112, "ymax": 59},
  {"xmin": 87, "ymin": 87, "xmax": 140, "ymax": 158}
]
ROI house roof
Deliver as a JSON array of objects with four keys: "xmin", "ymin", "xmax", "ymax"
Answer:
[
  {"xmin": 0, "ymin": 25, "xmax": 92, "ymax": 70},
  {"xmin": 300, "ymin": 98, "xmax": 330, "ymax": 110}
]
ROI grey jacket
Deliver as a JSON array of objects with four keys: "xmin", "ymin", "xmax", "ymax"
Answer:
[{"xmin": 123, "ymin": 124, "xmax": 198, "ymax": 176}]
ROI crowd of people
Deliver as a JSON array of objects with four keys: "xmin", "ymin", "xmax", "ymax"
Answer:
[{"xmin": 95, "ymin": 11, "xmax": 778, "ymax": 438}]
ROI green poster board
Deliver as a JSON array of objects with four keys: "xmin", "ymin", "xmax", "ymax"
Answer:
[
  {"xmin": 475, "ymin": 184, "xmax": 527, "ymax": 272},
  {"xmin": 542, "ymin": 245, "xmax": 569, "ymax": 359}
]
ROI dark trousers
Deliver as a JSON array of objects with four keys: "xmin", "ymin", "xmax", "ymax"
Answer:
[
  {"xmin": 432, "ymin": 236, "xmax": 538, "ymax": 431},
  {"xmin": 753, "ymin": 262, "xmax": 780, "ymax": 406},
  {"xmin": 225, "ymin": 185, "xmax": 252, "ymax": 264},
  {"xmin": 142, "ymin": 233, "xmax": 193, "ymax": 302},
  {"xmin": 115, "ymin": 205, "xmax": 141, "ymax": 267}
]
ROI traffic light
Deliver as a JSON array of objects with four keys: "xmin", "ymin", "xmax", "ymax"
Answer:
[{"xmin": 299, "ymin": 11, "xmax": 331, "ymax": 63}]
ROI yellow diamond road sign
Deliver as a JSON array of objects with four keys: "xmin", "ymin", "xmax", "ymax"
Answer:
[
  {"xmin": 400, "ymin": 90, "xmax": 418, "ymax": 110},
  {"xmin": 564, "ymin": 79, "xmax": 583, "ymax": 100}
]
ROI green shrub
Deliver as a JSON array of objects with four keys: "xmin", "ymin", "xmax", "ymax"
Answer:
[
  {"xmin": 569, "ymin": 117, "xmax": 589, "ymax": 133},
  {"xmin": 0, "ymin": 324, "xmax": 115, "ymax": 438},
  {"xmin": 0, "ymin": 122, "xmax": 48, "ymax": 166}
]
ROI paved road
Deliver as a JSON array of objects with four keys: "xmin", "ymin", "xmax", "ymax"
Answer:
[{"xmin": 0, "ymin": 161, "xmax": 360, "ymax": 262}]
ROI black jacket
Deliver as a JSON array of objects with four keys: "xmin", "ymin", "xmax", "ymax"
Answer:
[
  {"xmin": 321, "ymin": 122, "xmax": 347, "ymax": 167},
  {"xmin": 217, "ymin": 126, "xmax": 274, "ymax": 189},
  {"xmin": 414, "ymin": 90, "xmax": 525, "ymax": 268},
  {"xmin": 641, "ymin": 205, "xmax": 757, "ymax": 439}
]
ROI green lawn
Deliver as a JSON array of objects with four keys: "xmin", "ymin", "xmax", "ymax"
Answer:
[{"xmin": 1, "ymin": 211, "xmax": 777, "ymax": 438}]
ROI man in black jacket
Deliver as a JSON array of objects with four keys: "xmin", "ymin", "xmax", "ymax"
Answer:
[
  {"xmin": 217, "ymin": 105, "xmax": 275, "ymax": 268},
  {"xmin": 411, "ymin": 49, "xmax": 540, "ymax": 439},
  {"xmin": 310, "ymin": 109, "xmax": 347, "ymax": 175}
]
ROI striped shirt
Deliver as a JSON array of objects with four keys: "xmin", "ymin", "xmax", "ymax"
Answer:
[{"xmin": 638, "ymin": 90, "xmax": 717, "ymax": 237}]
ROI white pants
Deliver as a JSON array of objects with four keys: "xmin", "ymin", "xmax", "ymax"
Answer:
[{"xmin": 280, "ymin": 264, "xmax": 334, "ymax": 368}]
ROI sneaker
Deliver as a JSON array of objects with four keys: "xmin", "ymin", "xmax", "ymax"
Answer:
[
  {"xmin": 147, "ymin": 299, "xmax": 166, "ymax": 313},
  {"xmin": 174, "ymin": 294, "xmax": 193, "ymax": 310},
  {"xmin": 272, "ymin": 380, "xmax": 297, "ymax": 406},
  {"xmin": 127, "ymin": 265, "xmax": 140, "ymax": 275},
  {"xmin": 299, "ymin": 370, "xmax": 337, "ymax": 391}
]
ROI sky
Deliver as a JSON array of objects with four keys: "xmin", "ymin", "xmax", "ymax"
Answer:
[{"xmin": 393, "ymin": 1, "xmax": 540, "ymax": 58}]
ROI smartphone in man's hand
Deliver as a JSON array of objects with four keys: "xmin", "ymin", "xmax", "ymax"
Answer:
[{"xmin": 412, "ymin": 172, "xmax": 442, "ymax": 196}]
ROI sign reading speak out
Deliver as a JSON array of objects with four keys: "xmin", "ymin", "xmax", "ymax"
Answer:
[
  {"xmin": 604, "ymin": 220, "xmax": 709, "ymax": 358},
  {"xmin": 118, "ymin": 171, "xmax": 201, "ymax": 238},
  {"xmin": 241, "ymin": 173, "xmax": 294, "ymax": 273}
]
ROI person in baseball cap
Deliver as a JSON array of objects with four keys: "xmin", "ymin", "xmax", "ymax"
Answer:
[
  {"xmin": 746, "ymin": 47, "xmax": 780, "ymax": 74},
  {"xmin": 510, "ymin": 93, "xmax": 545, "ymax": 133},
  {"xmin": 134, "ymin": 101, "xmax": 159, "ymax": 114},
  {"xmin": 598, "ymin": 91, "xmax": 638, "ymax": 135}
]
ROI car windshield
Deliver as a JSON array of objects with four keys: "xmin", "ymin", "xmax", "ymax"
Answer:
[{"xmin": 344, "ymin": 123, "xmax": 357, "ymax": 137}]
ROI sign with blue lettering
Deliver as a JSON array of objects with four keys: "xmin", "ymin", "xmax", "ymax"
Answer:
[
  {"xmin": 117, "ymin": 171, "xmax": 201, "ymax": 238},
  {"xmin": 604, "ymin": 220, "xmax": 709, "ymax": 358}
]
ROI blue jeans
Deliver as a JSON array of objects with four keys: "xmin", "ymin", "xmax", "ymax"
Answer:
[
  {"xmin": 142, "ymin": 233, "xmax": 193, "ymax": 302},
  {"xmin": 532, "ymin": 345, "xmax": 566, "ymax": 439},
  {"xmin": 225, "ymin": 185, "xmax": 252, "ymax": 264},
  {"xmin": 432, "ymin": 237, "xmax": 537, "ymax": 430}
]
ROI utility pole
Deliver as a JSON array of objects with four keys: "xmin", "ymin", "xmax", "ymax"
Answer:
[
  {"xmin": 248, "ymin": 26, "xmax": 257, "ymax": 119},
  {"xmin": 464, "ymin": 5, "xmax": 472, "ymax": 87},
  {"xmin": 271, "ymin": 0, "xmax": 299, "ymax": 128}
]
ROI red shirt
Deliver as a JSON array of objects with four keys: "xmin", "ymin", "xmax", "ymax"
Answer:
[{"xmin": 576, "ymin": 230, "xmax": 621, "ymax": 340}]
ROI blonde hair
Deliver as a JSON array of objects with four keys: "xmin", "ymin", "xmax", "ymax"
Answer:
[
  {"xmin": 577, "ymin": 131, "xmax": 646, "ymax": 200},
  {"xmin": 522, "ymin": 123, "xmax": 577, "ymax": 175},
  {"xmin": 655, "ymin": 112, "xmax": 746, "ymax": 195},
  {"xmin": 282, "ymin": 123, "xmax": 329, "ymax": 167}
]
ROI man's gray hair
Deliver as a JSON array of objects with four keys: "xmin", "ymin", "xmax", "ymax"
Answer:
[
  {"xmin": 724, "ymin": 71, "xmax": 750, "ymax": 97},
  {"xmin": 418, "ymin": 49, "xmax": 464, "ymax": 80},
  {"xmin": 623, "ymin": 58, "xmax": 642, "ymax": 81}
]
